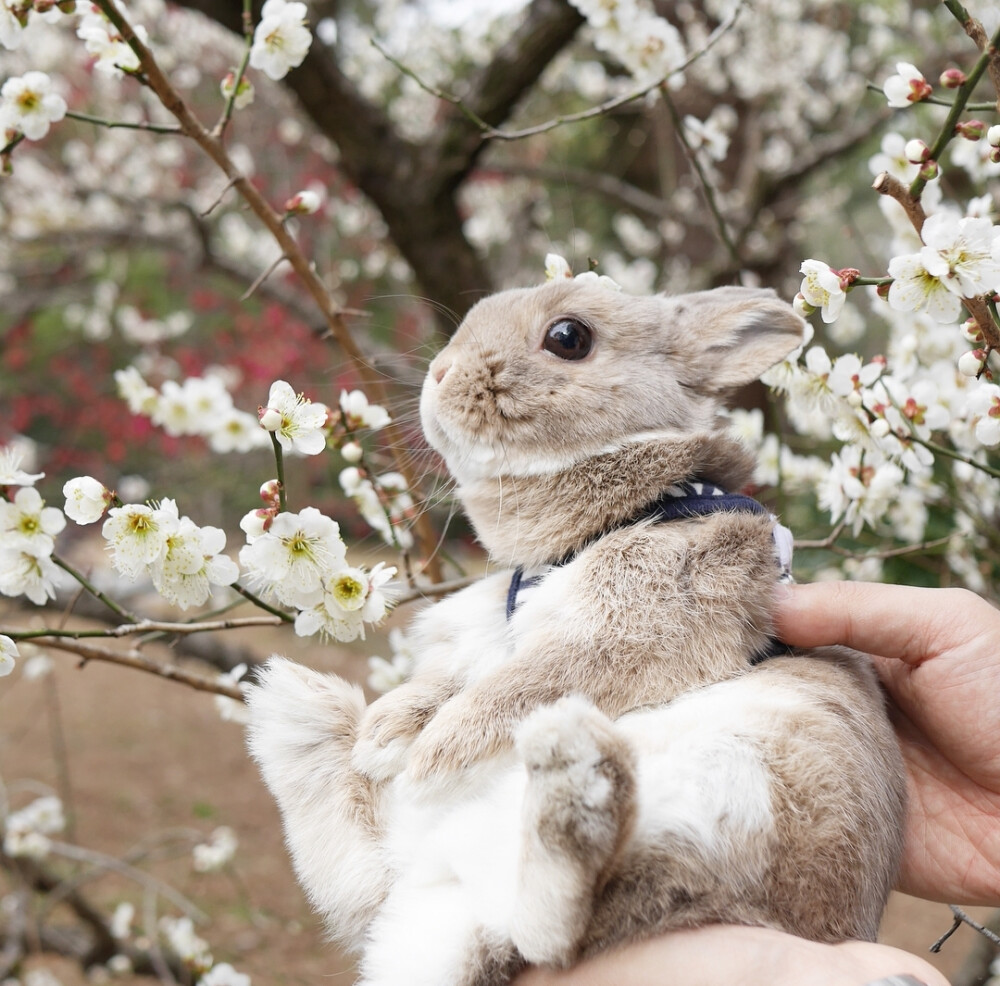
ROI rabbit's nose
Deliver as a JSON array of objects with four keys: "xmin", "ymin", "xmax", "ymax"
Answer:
[{"xmin": 432, "ymin": 360, "xmax": 451, "ymax": 384}]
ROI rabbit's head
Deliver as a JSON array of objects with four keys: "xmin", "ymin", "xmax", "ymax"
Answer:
[{"xmin": 421, "ymin": 280, "xmax": 805, "ymax": 485}]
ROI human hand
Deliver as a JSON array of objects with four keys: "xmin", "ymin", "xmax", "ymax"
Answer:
[
  {"xmin": 774, "ymin": 581, "xmax": 1000, "ymax": 905},
  {"xmin": 512, "ymin": 925, "xmax": 948, "ymax": 986}
]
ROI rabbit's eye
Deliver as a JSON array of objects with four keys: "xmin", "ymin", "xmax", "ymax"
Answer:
[{"xmin": 542, "ymin": 318, "xmax": 593, "ymax": 361}]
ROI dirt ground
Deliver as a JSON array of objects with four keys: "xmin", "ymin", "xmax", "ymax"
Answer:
[{"xmin": 0, "ymin": 603, "xmax": 995, "ymax": 986}]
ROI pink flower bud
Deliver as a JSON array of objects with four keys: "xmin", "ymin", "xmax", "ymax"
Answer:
[
  {"xmin": 955, "ymin": 119, "xmax": 987, "ymax": 141},
  {"xmin": 876, "ymin": 282, "xmax": 891, "ymax": 301},
  {"xmin": 939, "ymin": 68, "xmax": 966, "ymax": 88},
  {"xmin": 259, "ymin": 405, "xmax": 282, "ymax": 431},
  {"xmin": 259, "ymin": 479, "xmax": 281, "ymax": 505},
  {"xmin": 918, "ymin": 159, "xmax": 939, "ymax": 181},
  {"xmin": 958, "ymin": 349, "xmax": 988, "ymax": 377},
  {"xmin": 909, "ymin": 77, "xmax": 932, "ymax": 102},
  {"xmin": 989, "ymin": 125, "xmax": 1000, "ymax": 148},
  {"xmin": 284, "ymin": 190, "xmax": 321, "ymax": 215},
  {"xmin": 904, "ymin": 138, "xmax": 930, "ymax": 163},
  {"xmin": 833, "ymin": 267, "xmax": 860, "ymax": 290},
  {"xmin": 991, "ymin": 148, "xmax": 1000, "ymax": 165},
  {"xmin": 962, "ymin": 318, "xmax": 983, "ymax": 343}
]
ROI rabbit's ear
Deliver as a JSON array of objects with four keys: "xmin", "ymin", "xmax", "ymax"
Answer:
[{"xmin": 663, "ymin": 286, "xmax": 805, "ymax": 393}]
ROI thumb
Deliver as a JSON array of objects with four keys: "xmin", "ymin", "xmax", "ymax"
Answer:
[{"xmin": 773, "ymin": 581, "xmax": 985, "ymax": 666}]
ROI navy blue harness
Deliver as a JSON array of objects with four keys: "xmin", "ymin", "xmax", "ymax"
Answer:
[{"xmin": 504, "ymin": 480, "xmax": 792, "ymax": 666}]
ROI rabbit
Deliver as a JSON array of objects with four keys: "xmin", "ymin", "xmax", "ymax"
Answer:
[{"xmin": 246, "ymin": 277, "xmax": 907, "ymax": 986}]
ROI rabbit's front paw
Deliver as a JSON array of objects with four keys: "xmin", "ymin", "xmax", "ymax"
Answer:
[
  {"xmin": 352, "ymin": 685, "xmax": 444, "ymax": 780},
  {"xmin": 405, "ymin": 694, "xmax": 506, "ymax": 781},
  {"xmin": 354, "ymin": 673, "xmax": 463, "ymax": 780}
]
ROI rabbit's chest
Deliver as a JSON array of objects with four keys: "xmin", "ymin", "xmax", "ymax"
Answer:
[{"xmin": 410, "ymin": 564, "xmax": 586, "ymax": 681}]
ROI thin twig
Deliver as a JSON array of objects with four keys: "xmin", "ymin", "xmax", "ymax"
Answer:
[
  {"xmin": 911, "ymin": 16, "xmax": 1000, "ymax": 198},
  {"xmin": 199, "ymin": 176, "xmax": 239, "ymax": 218},
  {"xmin": 240, "ymin": 254, "xmax": 288, "ymax": 301},
  {"xmin": 372, "ymin": 0, "xmax": 747, "ymax": 142},
  {"xmin": 229, "ymin": 582, "xmax": 295, "ymax": 622},
  {"xmin": 51, "ymin": 554, "xmax": 138, "ymax": 623},
  {"xmin": 47, "ymin": 841, "xmax": 207, "ymax": 922},
  {"xmin": 931, "ymin": 904, "xmax": 1000, "ymax": 952},
  {"xmin": 65, "ymin": 110, "xmax": 182, "ymax": 134},
  {"xmin": 34, "ymin": 637, "xmax": 246, "ymax": 701},
  {"xmin": 661, "ymin": 88, "xmax": 741, "ymax": 269},
  {"xmin": 394, "ymin": 574, "xmax": 479, "ymax": 606},
  {"xmin": 210, "ymin": 0, "xmax": 254, "ymax": 138},
  {"xmin": 4, "ymin": 615, "xmax": 284, "ymax": 641}
]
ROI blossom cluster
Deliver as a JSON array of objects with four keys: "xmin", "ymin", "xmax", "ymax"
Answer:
[
  {"xmin": 3, "ymin": 793, "xmax": 65, "ymax": 859},
  {"xmin": 0, "ymin": 457, "xmax": 68, "ymax": 605},
  {"xmin": 239, "ymin": 502, "xmax": 396, "ymax": 640},
  {"xmin": 193, "ymin": 824, "xmax": 239, "ymax": 872},
  {"xmin": 567, "ymin": 0, "xmax": 686, "ymax": 88},
  {"xmin": 115, "ymin": 367, "xmax": 270, "ymax": 455},
  {"xmin": 100, "ymin": 497, "xmax": 239, "ymax": 608}
]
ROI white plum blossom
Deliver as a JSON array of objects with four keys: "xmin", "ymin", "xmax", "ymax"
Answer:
[
  {"xmin": 238, "ymin": 506, "xmax": 346, "ymax": 606},
  {"xmin": 340, "ymin": 389, "xmax": 391, "ymax": 432},
  {"xmin": 0, "ymin": 0, "xmax": 27, "ymax": 50},
  {"xmin": 0, "ymin": 72, "xmax": 66, "ymax": 141},
  {"xmin": 367, "ymin": 627, "xmax": 415, "ymax": 694},
  {"xmin": 0, "ymin": 634, "xmax": 17, "ymax": 677},
  {"xmin": 115, "ymin": 366, "xmax": 159, "ymax": 416},
  {"xmin": 918, "ymin": 213, "xmax": 1000, "ymax": 299},
  {"xmin": 339, "ymin": 467, "xmax": 414, "ymax": 549},
  {"xmin": 293, "ymin": 561, "xmax": 396, "ymax": 641},
  {"xmin": 153, "ymin": 376, "xmax": 234, "ymax": 438},
  {"xmin": 817, "ymin": 447, "xmax": 905, "ymax": 535},
  {"xmin": 160, "ymin": 916, "xmax": 212, "ymax": 974},
  {"xmin": 570, "ymin": 0, "xmax": 685, "ymax": 87},
  {"xmin": 208, "ymin": 408, "xmax": 270, "ymax": 454},
  {"xmin": 867, "ymin": 132, "xmax": 919, "ymax": 183},
  {"xmin": 0, "ymin": 549, "xmax": 66, "ymax": 605},
  {"xmin": 110, "ymin": 902, "xmax": 135, "ymax": 940},
  {"xmin": 63, "ymin": 476, "xmax": 111, "ymax": 524},
  {"xmin": 544, "ymin": 253, "xmax": 573, "ymax": 280},
  {"xmin": 214, "ymin": 662, "xmax": 250, "ymax": 724},
  {"xmin": 249, "ymin": 0, "xmax": 313, "ymax": 81},
  {"xmin": 964, "ymin": 382, "xmax": 1000, "ymax": 447},
  {"xmin": 882, "ymin": 62, "xmax": 931, "ymax": 108},
  {"xmin": 3, "ymin": 795, "xmax": 65, "ymax": 859},
  {"xmin": 148, "ymin": 501, "xmax": 239, "ymax": 609},
  {"xmin": 193, "ymin": 826, "xmax": 238, "ymax": 872},
  {"xmin": 102, "ymin": 503, "xmax": 168, "ymax": 578},
  {"xmin": 0, "ymin": 446, "xmax": 43, "ymax": 487},
  {"xmin": 887, "ymin": 252, "xmax": 963, "ymax": 323},
  {"xmin": 76, "ymin": 6, "xmax": 145, "ymax": 76},
  {"xmin": 198, "ymin": 963, "xmax": 251, "ymax": 986},
  {"xmin": 826, "ymin": 353, "xmax": 884, "ymax": 401},
  {"xmin": 0, "ymin": 486, "xmax": 65, "ymax": 556},
  {"xmin": 799, "ymin": 260, "xmax": 847, "ymax": 323},
  {"xmin": 683, "ymin": 113, "xmax": 730, "ymax": 162},
  {"xmin": 259, "ymin": 380, "xmax": 329, "ymax": 456}
]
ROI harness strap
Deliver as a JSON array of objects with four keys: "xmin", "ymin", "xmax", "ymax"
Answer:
[{"xmin": 505, "ymin": 480, "xmax": 793, "ymax": 666}]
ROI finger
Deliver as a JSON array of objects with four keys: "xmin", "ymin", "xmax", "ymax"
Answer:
[{"xmin": 773, "ymin": 582, "xmax": 990, "ymax": 665}]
